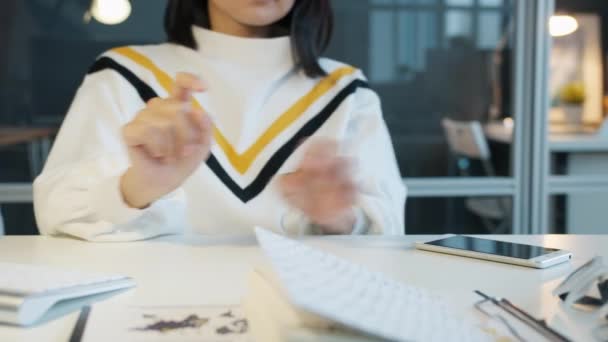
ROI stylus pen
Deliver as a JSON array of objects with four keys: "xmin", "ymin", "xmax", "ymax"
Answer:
[
  {"xmin": 68, "ymin": 306, "xmax": 91, "ymax": 342},
  {"xmin": 475, "ymin": 291, "xmax": 571, "ymax": 342}
]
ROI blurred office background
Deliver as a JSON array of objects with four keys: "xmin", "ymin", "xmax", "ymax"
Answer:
[{"xmin": 1, "ymin": 0, "xmax": 607, "ymax": 235}]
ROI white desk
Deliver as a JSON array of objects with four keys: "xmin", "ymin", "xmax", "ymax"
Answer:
[
  {"xmin": 549, "ymin": 134, "xmax": 608, "ymax": 234},
  {"xmin": 483, "ymin": 121, "xmax": 608, "ymax": 151},
  {"xmin": 484, "ymin": 122, "xmax": 608, "ymax": 234},
  {"xmin": 0, "ymin": 234, "xmax": 605, "ymax": 342},
  {"xmin": 550, "ymin": 134, "xmax": 608, "ymax": 153}
]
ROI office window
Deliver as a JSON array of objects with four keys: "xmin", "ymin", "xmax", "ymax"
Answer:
[
  {"xmin": 445, "ymin": 11, "xmax": 473, "ymax": 40},
  {"xmin": 1, "ymin": 0, "xmax": 553, "ymax": 235},
  {"xmin": 447, "ymin": 0, "xmax": 474, "ymax": 6},
  {"xmin": 545, "ymin": 9, "xmax": 608, "ymax": 235},
  {"xmin": 480, "ymin": 0, "xmax": 504, "ymax": 7},
  {"xmin": 0, "ymin": 0, "xmax": 167, "ymax": 234},
  {"xmin": 478, "ymin": 12, "xmax": 503, "ymax": 49},
  {"xmin": 329, "ymin": 0, "xmax": 518, "ymax": 234},
  {"xmin": 330, "ymin": 0, "xmax": 513, "ymax": 178},
  {"xmin": 396, "ymin": 0, "xmax": 439, "ymax": 4},
  {"xmin": 398, "ymin": 11, "xmax": 438, "ymax": 76}
]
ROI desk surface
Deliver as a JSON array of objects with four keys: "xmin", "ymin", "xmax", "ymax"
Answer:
[
  {"xmin": 0, "ymin": 234, "xmax": 605, "ymax": 342},
  {"xmin": 549, "ymin": 134, "xmax": 608, "ymax": 153},
  {"xmin": 484, "ymin": 122, "xmax": 608, "ymax": 152},
  {"xmin": 0, "ymin": 127, "xmax": 56, "ymax": 147}
]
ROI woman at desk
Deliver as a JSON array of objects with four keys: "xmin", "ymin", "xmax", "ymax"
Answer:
[{"xmin": 33, "ymin": 0, "xmax": 405, "ymax": 241}]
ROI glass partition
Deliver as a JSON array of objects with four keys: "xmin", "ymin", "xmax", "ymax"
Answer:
[
  {"xmin": 329, "ymin": 0, "xmax": 515, "ymax": 179},
  {"xmin": 0, "ymin": 0, "xmax": 554, "ymax": 235}
]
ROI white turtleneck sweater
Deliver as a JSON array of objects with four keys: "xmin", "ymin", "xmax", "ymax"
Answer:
[{"xmin": 33, "ymin": 27, "xmax": 406, "ymax": 242}]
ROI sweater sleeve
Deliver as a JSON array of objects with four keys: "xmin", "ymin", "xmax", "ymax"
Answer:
[
  {"xmin": 346, "ymin": 79, "xmax": 406, "ymax": 235},
  {"xmin": 33, "ymin": 69, "xmax": 187, "ymax": 242}
]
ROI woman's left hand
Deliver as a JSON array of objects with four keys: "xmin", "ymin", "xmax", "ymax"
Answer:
[{"xmin": 278, "ymin": 139, "xmax": 357, "ymax": 234}]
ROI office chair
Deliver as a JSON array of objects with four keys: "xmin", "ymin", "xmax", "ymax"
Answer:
[{"xmin": 441, "ymin": 118, "xmax": 511, "ymax": 233}]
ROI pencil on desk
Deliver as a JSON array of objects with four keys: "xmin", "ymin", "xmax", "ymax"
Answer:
[
  {"xmin": 68, "ymin": 306, "xmax": 91, "ymax": 342},
  {"xmin": 475, "ymin": 290, "xmax": 571, "ymax": 342}
]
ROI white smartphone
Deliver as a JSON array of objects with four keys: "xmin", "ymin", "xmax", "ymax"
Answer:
[{"xmin": 415, "ymin": 235, "xmax": 572, "ymax": 269}]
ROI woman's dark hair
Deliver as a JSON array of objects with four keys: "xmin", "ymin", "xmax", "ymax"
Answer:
[{"xmin": 165, "ymin": 0, "xmax": 333, "ymax": 78}]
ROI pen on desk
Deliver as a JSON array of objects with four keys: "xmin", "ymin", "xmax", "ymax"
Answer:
[
  {"xmin": 68, "ymin": 306, "xmax": 91, "ymax": 342},
  {"xmin": 475, "ymin": 290, "xmax": 571, "ymax": 342}
]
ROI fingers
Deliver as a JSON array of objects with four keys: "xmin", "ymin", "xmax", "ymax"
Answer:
[
  {"xmin": 301, "ymin": 139, "xmax": 339, "ymax": 171},
  {"xmin": 279, "ymin": 171, "xmax": 306, "ymax": 197},
  {"xmin": 171, "ymin": 72, "xmax": 206, "ymax": 102},
  {"xmin": 123, "ymin": 102, "xmax": 212, "ymax": 162},
  {"xmin": 279, "ymin": 137, "xmax": 359, "ymax": 221},
  {"xmin": 279, "ymin": 156, "xmax": 356, "ymax": 202},
  {"xmin": 122, "ymin": 73, "xmax": 211, "ymax": 164},
  {"xmin": 187, "ymin": 108, "xmax": 214, "ymax": 144},
  {"xmin": 165, "ymin": 73, "xmax": 211, "ymax": 153},
  {"xmin": 146, "ymin": 98, "xmax": 192, "ymax": 158},
  {"xmin": 325, "ymin": 156, "xmax": 353, "ymax": 180},
  {"xmin": 294, "ymin": 138, "xmax": 355, "ymax": 184},
  {"xmin": 279, "ymin": 167, "xmax": 357, "ymax": 227},
  {"xmin": 306, "ymin": 138, "xmax": 339, "ymax": 157},
  {"xmin": 124, "ymin": 118, "xmax": 173, "ymax": 159}
]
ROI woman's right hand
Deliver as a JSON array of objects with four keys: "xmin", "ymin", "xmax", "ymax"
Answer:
[{"xmin": 120, "ymin": 73, "xmax": 213, "ymax": 209}]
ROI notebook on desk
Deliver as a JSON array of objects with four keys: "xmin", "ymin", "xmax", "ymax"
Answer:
[
  {"xmin": 246, "ymin": 228, "xmax": 487, "ymax": 342},
  {"xmin": 0, "ymin": 263, "xmax": 135, "ymax": 326}
]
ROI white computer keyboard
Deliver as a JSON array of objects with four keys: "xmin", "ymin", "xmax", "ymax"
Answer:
[
  {"xmin": 0, "ymin": 263, "xmax": 134, "ymax": 326},
  {"xmin": 255, "ymin": 228, "xmax": 487, "ymax": 342}
]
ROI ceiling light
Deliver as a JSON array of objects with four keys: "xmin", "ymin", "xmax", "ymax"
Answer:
[
  {"xmin": 90, "ymin": 0, "xmax": 131, "ymax": 25},
  {"xmin": 549, "ymin": 15, "xmax": 579, "ymax": 37}
]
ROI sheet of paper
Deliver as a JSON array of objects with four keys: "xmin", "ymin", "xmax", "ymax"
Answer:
[{"xmin": 82, "ymin": 304, "xmax": 250, "ymax": 342}]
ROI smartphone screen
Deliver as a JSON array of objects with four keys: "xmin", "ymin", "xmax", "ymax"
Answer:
[{"xmin": 425, "ymin": 236, "xmax": 559, "ymax": 260}]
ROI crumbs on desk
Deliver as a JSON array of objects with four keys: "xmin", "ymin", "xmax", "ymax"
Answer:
[
  {"xmin": 132, "ymin": 314, "xmax": 209, "ymax": 333},
  {"xmin": 216, "ymin": 318, "xmax": 248, "ymax": 335}
]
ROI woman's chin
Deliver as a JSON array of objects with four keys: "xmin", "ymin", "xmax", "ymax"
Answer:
[
  {"xmin": 235, "ymin": 1, "xmax": 293, "ymax": 26},
  {"xmin": 236, "ymin": 12, "xmax": 287, "ymax": 27}
]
